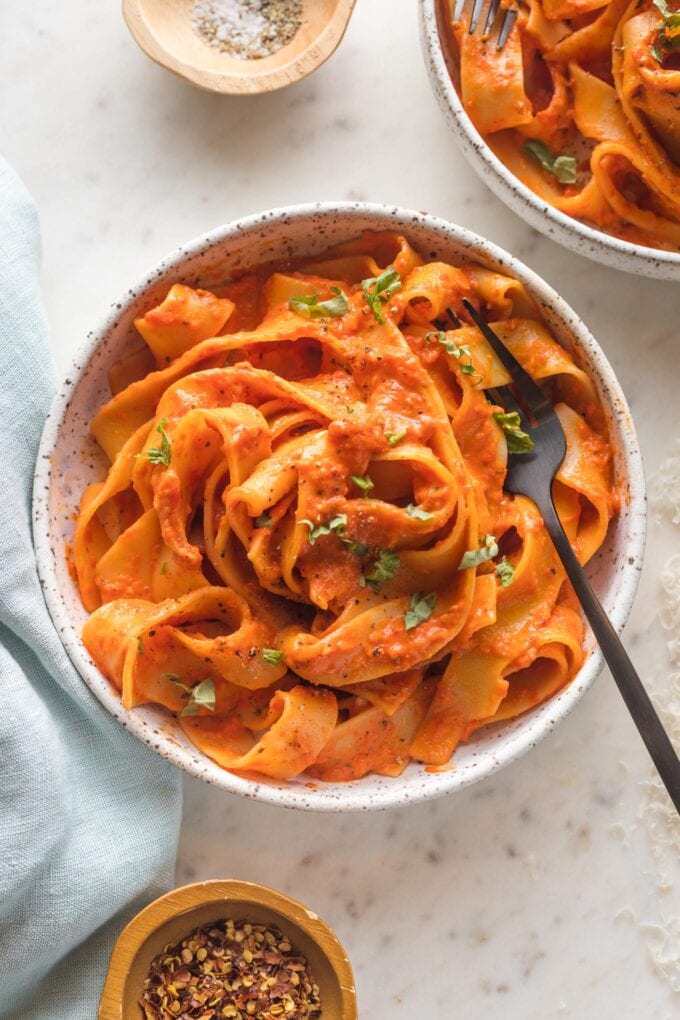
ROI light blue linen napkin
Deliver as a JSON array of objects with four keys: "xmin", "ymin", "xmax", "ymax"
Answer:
[{"xmin": 0, "ymin": 159, "xmax": 182, "ymax": 1018}]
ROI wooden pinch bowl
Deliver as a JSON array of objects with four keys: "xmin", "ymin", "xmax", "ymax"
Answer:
[
  {"xmin": 122, "ymin": 0, "xmax": 357, "ymax": 95},
  {"xmin": 99, "ymin": 879, "xmax": 357, "ymax": 1018}
]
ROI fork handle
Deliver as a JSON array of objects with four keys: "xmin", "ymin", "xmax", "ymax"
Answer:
[{"xmin": 538, "ymin": 497, "xmax": 680, "ymax": 814}]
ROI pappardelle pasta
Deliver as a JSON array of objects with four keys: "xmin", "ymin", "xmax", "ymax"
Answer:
[
  {"xmin": 74, "ymin": 231, "xmax": 618, "ymax": 782},
  {"xmin": 442, "ymin": 0, "xmax": 680, "ymax": 251}
]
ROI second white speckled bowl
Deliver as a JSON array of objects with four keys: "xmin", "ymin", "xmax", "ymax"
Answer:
[
  {"xmin": 419, "ymin": 0, "xmax": 680, "ymax": 281},
  {"xmin": 33, "ymin": 203, "xmax": 646, "ymax": 811}
]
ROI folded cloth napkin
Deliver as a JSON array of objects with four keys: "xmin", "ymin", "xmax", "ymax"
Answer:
[{"xmin": 0, "ymin": 159, "xmax": 182, "ymax": 1018}]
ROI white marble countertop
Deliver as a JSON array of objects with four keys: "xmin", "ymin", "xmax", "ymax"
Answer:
[{"xmin": 5, "ymin": 1, "xmax": 679, "ymax": 1016}]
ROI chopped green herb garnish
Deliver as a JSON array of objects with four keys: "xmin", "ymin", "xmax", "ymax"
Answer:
[
  {"xmin": 145, "ymin": 417, "xmax": 172, "ymax": 468},
  {"xmin": 164, "ymin": 673, "xmax": 216, "ymax": 714},
  {"xmin": 405, "ymin": 503, "xmax": 434, "ymax": 521},
  {"xmin": 654, "ymin": 0, "xmax": 673, "ymax": 15},
  {"xmin": 404, "ymin": 591, "xmax": 436, "ymax": 630},
  {"xmin": 289, "ymin": 287, "xmax": 350, "ymax": 319},
  {"xmin": 459, "ymin": 535, "xmax": 499, "ymax": 571},
  {"xmin": 496, "ymin": 557, "xmax": 515, "ymax": 588},
  {"xmin": 342, "ymin": 537, "xmax": 370, "ymax": 557},
  {"xmin": 350, "ymin": 474, "xmax": 374, "ymax": 493},
  {"xmin": 179, "ymin": 678, "xmax": 216, "ymax": 717},
  {"xmin": 652, "ymin": 0, "xmax": 680, "ymax": 60},
  {"xmin": 361, "ymin": 267, "xmax": 402, "ymax": 324},
  {"xmin": 301, "ymin": 513, "xmax": 348, "ymax": 544},
  {"xmin": 360, "ymin": 548, "xmax": 401, "ymax": 589},
  {"xmin": 523, "ymin": 139, "xmax": 578, "ymax": 184},
  {"xmin": 429, "ymin": 331, "xmax": 481, "ymax": 381},
  {"xmin": 255, "ymin": 512, "xmax": 273, "ymax": 529},
  {"xmin": 160, "ymin": 560, "xmax": 168, "ymax": 575},
  {"xmin": 493, "ymin": 410, "xmax": 534, "ymax": 454},
  {"xmin": 161, "ymin": 672, "xmax": 184, "ymax": 686},
  {"xmin": 137, "ymin": 637, "xmax": 144, "ymax": 655},
  {"xmin": 262, "ymin": 648, "xmax": 283, "ymax": 666},
  {"xmin": 386, "ymin": 429, "xmax": 407, "ymax": 446}
]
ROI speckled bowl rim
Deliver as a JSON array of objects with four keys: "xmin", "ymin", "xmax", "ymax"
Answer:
[
  {"xmin": 419, "ymin": 0, "xmax": 680, "ymax": 281},
  {"xmin": 33, "ymin": 201, "xmax": 646, "ymax": 812}
]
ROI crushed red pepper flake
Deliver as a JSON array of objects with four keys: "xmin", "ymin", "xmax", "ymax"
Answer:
[{"xmin": 140, "ymin": 918, "xmax": 322, "ymax": 1019}]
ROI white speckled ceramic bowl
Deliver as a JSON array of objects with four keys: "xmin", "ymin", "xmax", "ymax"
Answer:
[
  {"xmin": 419, "ymin": 0, "xmax": 680, "ymax": 281},
  {"xmin": 33, "ymin": 203, "xmax": 646, "ymax": 811}
]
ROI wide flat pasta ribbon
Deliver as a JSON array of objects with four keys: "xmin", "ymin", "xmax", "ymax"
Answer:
[{"xmin": 181, "ymin": 686, "xmax": 338, "ymax": 780}]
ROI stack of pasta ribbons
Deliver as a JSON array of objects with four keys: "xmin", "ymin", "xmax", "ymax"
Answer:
[
  {"xmin": 450, "ymin": 0, "xmax": 680, "ymax": 250},
  {"xmin": 74, "ymin": 232, "xmax": 618, "ymax": 781}
]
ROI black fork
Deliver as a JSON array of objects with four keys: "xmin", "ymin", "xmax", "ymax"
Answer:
[{"xmin": 462, "ymin": 299, "xmax": 680, "ymax": 814}]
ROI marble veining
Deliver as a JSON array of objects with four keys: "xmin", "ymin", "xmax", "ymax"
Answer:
[{"xmin": 4, "ymin": 0, "xmax": 679, "ymax": 1016}]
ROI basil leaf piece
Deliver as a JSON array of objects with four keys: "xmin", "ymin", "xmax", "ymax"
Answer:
[
  {"xmin": 145, "ymin": 417, "xmax": 172, "ymax": 468},
  {"xmin": 262, "ymin": 648, "xmax": 283, "ymax": 665},
  {"xmin": 493, "ymin": 410, "xmax": 534, "ymax": 454},
  {"xmin": 361, "ymin": 267, "xmax": 402, "ymax": 324},
  {"xmin": 255, "ymin": 512, "xmax": 273, "ymax": 529},
  {"xmin": 162, "ymin": 672, "xmax": 185, "ymax": 687},
  {"xmin": 404, "ymin": 591, "xmax": 436, "ymax": 630},
  {"xmin": 165, "ymin": 674, "xmax": 218, "ymax": 721},
  {"xmin": 496, "ymin": 557, "xmax": 515, "ymax": 588},
  {"xmin": 342, "ymin": 537, "xmax": 369, "ymax": 557},
  {"xmin": 386, "ymin": 429, "xmax": 407, "ymax": 445},
  {"xmin": 651, "ymin": 0, "xmax": 680, "ymax": 57},
  {"xmin": 523, "ymin": 138, "xmax": 559, "ymax": 172},
  {"xmin": 405, "ymin": 503, "xmax": 434, "ymax": 521},
  {"xmin": 350, "ymin": 474, "xmax": 374, "ymax": 492},
  {"xmin": 289, "ymin": 287, "xmax": 350, "ymax": 320},
  {"xmin": 301, "ymin": 513, "xmax": 347, "ymax": 544},
  {"xmin": 552, "ymin": 155, "xmax": 579, "ymax": 184},
  {"xmin": 523, "ymin": 139, "xmax": 577, "ymax": 184},
  {"xmin": 458, "ymin": 535, "xmax": 499, "ymax": 570},
  {"xmin": 361, "ymin": 548, "xmax": 400, "ymax": 588},
  {"xmin": 429, "ymin": 332, "xmax": 481, "ymax": 382},
  {"xmin": 180, "ymin": 678, "xmax": 216, "ymax": 717},
  {"xmin": 654, "ymin": 0, "xmax": 680, "ymax": 25}
]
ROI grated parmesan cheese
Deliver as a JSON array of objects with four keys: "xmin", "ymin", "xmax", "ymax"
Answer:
[
  {"xmin": 638, "ymin": 453, "xmax": 680, "ymax": 992},
  {"xmin": 651, "ymin": 440, "xmax": 680, "ymax": 525}
]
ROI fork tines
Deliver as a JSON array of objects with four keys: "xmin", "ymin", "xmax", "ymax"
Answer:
[
  {"xmin": 453, "ymin": 0, "xmax": 519, "ymax": 50},
  {"xmin": 462, "ymin": 299, "xmax": 553, "ymax": 420}
]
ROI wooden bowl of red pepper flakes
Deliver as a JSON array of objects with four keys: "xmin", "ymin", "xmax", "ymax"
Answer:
[{"xmin": 98, "ymin": 880, "xmax": 357, "ymax": 1020}]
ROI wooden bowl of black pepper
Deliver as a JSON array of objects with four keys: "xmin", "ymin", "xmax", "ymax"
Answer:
[{"xmin": 98, "ymin": 880, "xmax": 357, "ymax": 1019}]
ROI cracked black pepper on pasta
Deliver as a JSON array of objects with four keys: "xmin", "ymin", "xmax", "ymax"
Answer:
[{"xmin": 140, "ymin": 918, "xmax": 321, "ymax": 1019}]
